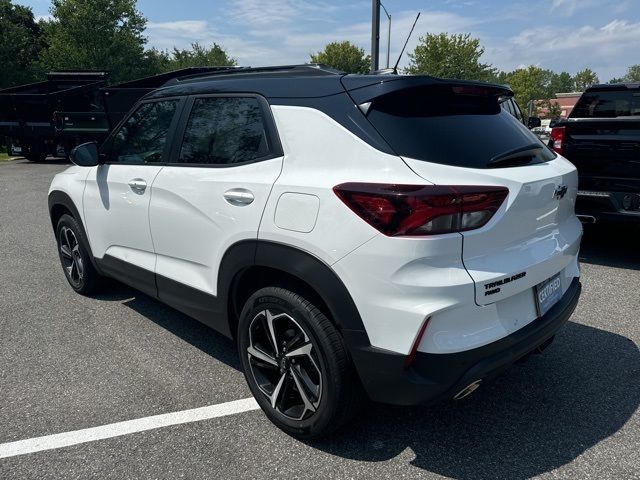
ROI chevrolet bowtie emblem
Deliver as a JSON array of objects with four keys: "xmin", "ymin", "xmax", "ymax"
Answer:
[{"xmin": 554, "ymin": 185, "xmax": 568, "ymax": 200}]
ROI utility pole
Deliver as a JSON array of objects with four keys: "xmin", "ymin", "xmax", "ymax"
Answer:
[
  {"xmin": 380, "ymin": 2, "xmax": 391, "ymax": 69},
  {"xmin": 371, "ymin": 0, "xmax": 380, "ymax": 72}
]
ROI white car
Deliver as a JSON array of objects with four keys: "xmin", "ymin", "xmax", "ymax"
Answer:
[{"xmin": 48, "ymin": 65, "xmax": 582, "ymax": 438}]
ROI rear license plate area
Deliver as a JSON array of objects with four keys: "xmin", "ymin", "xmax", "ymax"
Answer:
[{"xmin": 535, "ymin": 273, "xmax": 562, "ymax": 317}]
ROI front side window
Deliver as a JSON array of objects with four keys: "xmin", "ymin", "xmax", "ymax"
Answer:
[
  {"xmin": 178, "ymin": 97, "xmax": 270, "ymax": 165},
  {"xmin": 109, "ymin": 100, "xmax": 178, "ymax": 164}
]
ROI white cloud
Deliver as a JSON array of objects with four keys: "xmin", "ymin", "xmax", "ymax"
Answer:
[{"xmin": 482, "ymin": 19, "xmax": 640, "ymax": 80}]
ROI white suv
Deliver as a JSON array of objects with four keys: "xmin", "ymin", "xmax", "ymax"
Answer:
[{"xmin": 48, "ymin": 65, "xmax": 582, "ymax": 438}]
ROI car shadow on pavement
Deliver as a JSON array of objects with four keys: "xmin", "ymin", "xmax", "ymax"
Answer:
[
  {"xmin": 312, "ymin": 322, "xmax": 639, "ymax": 479},
  {"xmin": 580, "ymin": 223, "xmax": 639, "ymax": 270},
  {"xmin": 93, "ymin": 282, "xmax": 242, "ymax": 372}
]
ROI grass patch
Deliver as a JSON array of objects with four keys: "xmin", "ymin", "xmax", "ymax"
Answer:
[{"xmin": 0, "ymin": 152, "xmax": 11, "ymax": 162}]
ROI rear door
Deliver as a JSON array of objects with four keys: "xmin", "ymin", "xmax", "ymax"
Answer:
[
  {"xmin": 149, "ymin": 94, "xmax": 283, "ymax": 329},
  {"xmin": 361, "ymin": 82, "xmax": 582, "ymax": 306}
]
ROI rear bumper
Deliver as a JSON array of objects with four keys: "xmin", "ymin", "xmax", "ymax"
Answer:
[
  {"xmin": 346, "ymin": 277, "xmax": 581, "ymax": 406},
  {"xmin": 577, "ymin": 191, "xmax": 640, "ymax": 223}
]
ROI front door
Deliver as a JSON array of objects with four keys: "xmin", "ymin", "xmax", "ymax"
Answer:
[{"xmin": 83, "ymin": 98, "xmax": 182, "ymax": 295}]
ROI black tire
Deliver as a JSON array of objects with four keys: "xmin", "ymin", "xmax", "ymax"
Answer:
[
  {"xmin": 55, "ymin": 214, "xmax": 103, "ymax": 295},
  {"xmin": 24, "ymin": 154, "xmax": 45, "ymax": 162},
  {"xmin": 238, "ymin": 287, "xmax": 361, "ymax": 439}
]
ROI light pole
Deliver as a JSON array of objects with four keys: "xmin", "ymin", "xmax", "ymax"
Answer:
[
  {"xmin": 380, "ymin": 2, "xmax": 391, "ymax": 69},
  {"xmin": 371, "ymin": 0, "xmax": 380, "ymax": 72}
]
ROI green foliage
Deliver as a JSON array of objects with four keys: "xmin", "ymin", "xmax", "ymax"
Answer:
[
  {"xmin": 41, "ymin": 0, "xmax": 148, "ymax": 83},
  {"xmin": 310, "ymin": 41, "xmax": 370, "ymax": 74},
  {"xmin": 549, "ymin": 72, "xmax": 574, "ymax": 93},
  {"xmin": 612, "ymin": 65, "xmax": 640, "ymax": 83},
  {"xmin": 168, "ymin": 42, "xmax": 236, "ymax": 70},
  {"xmin": 405, "ymin": 33, "xmax": 496, "ymax": 82},
  {"xmin": 573, "ymin": 68, "xmax": 600, "ymax": 91},
  {"xmin": 539, "ymin": 99, "xmax": 563, "ymax": 119},
  {"xmin": 0, "ymin": 0, "xmax": 45, "ymax": 88},
  {"xmin": 504, "ymin": 66, "xmax": 554, "ymax": 114}
]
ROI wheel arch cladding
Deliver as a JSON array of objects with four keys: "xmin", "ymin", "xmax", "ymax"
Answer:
[
  {"xmin": 223, "ymin": 241, "xmax": 368, "ymax": 339},
  {"xmin": 48, "ymin": 190, "xmax": 100, "ymax": 272}
]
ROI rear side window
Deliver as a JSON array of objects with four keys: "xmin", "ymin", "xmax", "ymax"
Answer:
[
  {"xmin": 366, "ymin": 86, "xmax": 554, "ymax": 168},
  {"xmin": 572, "ymin": 90, "xmax": 640, "ymax": 118},
  {"xmin": 178, "ymin": 97, "xmax": 270, "ymax": 165}
]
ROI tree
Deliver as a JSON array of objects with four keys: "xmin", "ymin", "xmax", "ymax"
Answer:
[
  {"xmin": 619, "ymin": 65, "xmax": 640, "ymax": 83},
  {"xmin": 0, "ymin": 0, "xmax": 45, "ymax": 88},
  {"xmin": 549, "ymin": 71, "xmax": 574, "ymax": 94},
  {"xmin": 41, "ymin": 0, "xmax": 148, "ymax": 83},
  {"xmin": 310, "ymin": 41, "xmax": 370, "ymax": 74},
  {"xmin": 540, "ymin": 99, "xmax": 563, "ymax": 119},
  {"xmin": 168, "ymin": 42, "xmax": 236, "ymax": 70},
  {"xmin": 505, "ymin": 66, "xmax": 554, "ymax": 116},
  {"xmin": 573, "ymin": 68, "xmax": 600, "ymax": 91},
  {"xmin": 405, "ymin": 33, "xmax": 496, "ymax": 82}
]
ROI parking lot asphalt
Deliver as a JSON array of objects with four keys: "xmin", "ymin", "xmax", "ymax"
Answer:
[{"xmin": 0, "ymin": 158, "xmax": 638, "ymax": 479}]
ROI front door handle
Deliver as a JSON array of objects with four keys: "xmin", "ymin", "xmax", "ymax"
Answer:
[
  {"xmin": 128, "ymin": 178, "xmax": 147, "ymax": 194},
  {"xmin": 224, "ymin": 189, "xmax": 254, "ymax": 206}
]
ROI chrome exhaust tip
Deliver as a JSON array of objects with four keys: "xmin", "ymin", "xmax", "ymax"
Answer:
[
  {"xmin": 453, "ymin": 380, "xmax": 482, "ymax": 400},
  {"xmin": 577, "ymin": 215, "xmax": 596, "ymax": 224}
]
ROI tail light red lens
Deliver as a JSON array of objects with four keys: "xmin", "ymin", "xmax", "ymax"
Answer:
[
  {"xmin": 550, "ymin": 126, "xmax": 565, "ymax": 154},
  {"xmin": 333, "ymin": 183, "xmax": 509, "ymax": 236}
]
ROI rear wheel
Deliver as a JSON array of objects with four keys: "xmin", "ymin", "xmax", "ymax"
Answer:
[
  {"xmin": 238, "ymin": 287, "xmax": 361, "ymax": 439},
  {"xmin": 55, "ymin": 214, "xmax": 103, "ymax": 295}
]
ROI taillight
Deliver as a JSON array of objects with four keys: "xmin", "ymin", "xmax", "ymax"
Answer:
[
  {"xmin": 333, "ymin": 183, "xmax": 508, "ymax": 236},
  {"xmin": 550, "ymin": 126, "xmax": 565, "ymax": 154}
]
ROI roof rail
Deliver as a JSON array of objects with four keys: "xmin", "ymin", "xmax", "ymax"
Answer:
[{"xmin": 165, "ymin": 64, "xmax": 344, "ymax": 86}]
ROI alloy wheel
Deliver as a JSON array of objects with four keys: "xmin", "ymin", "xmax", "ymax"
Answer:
[
  {"xmin": 247, "ymin": 309, "xmax": 323, "ymax": 421},
  {"xmin": 59, "ymin": 226, "xmax": 84, "ymax": 286}
]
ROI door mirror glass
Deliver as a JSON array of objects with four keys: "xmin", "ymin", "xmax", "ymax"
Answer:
[
  {"xmin": 70, "ymin": 142, "xmax": 99, "ymax": 167},
  {"xmin": 527, "ymin": 116, "xmax": 542, "ymax": 129}
]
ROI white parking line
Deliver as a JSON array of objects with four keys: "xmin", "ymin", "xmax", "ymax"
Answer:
[{"xmin": 0, "ymin": 397, "xmax": 260, "ymax": 459}]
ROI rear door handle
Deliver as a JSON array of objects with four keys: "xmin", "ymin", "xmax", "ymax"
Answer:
[
  {"xmin": 224, "ymin": 189, "xmax": 254, "ymax": 206},
  {"xmin": 128, "ymin": 179, "xmax": 147, "ymax": 194}
]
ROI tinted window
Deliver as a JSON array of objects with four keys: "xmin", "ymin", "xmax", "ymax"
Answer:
[
  {"xmin": 109, "ymin": 100, "xmax": 178, "ymax": 164},
  {"xmin": 179, "ymin": 97, "xmax": 270, "ymax": 165},
  {"xmin": 367, "ymin": 86, "xmax": 554, "ymax": 168},
  {"xmin": 513, "ymin": 100, "xmax": 524, "ymax": 122},
  {"xmin": 572, "ymin": 90, "xmax": 640, "ymax": 118},
  {"xmin": 502, "ymin": 99, "xmax": 514, "ymax": 116}
]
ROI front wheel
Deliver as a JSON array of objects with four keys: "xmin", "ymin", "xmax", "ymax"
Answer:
[
  {"xmin": 237, "ymin": 287, "xmax": 361, "ymax": 439},
  {"xmin": 55, "ymin": 214, "xmax": 103, "ymax": 295}
]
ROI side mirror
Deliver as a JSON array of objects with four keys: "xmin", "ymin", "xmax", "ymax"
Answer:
[
  {"xmin": 527, "ymin": 117, "xmax": 542, "ymax": 129},
  {"xmin": 70, "ymin": 142, "xmax": 100, "ymax": 167}
]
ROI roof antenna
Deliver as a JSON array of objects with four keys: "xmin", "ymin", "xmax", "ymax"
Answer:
[{"xmin": 393, "ymin": 12, "xmax": 421, "ymax": 74}]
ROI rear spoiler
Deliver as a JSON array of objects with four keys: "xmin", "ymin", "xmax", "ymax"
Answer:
[{"xmin": 341, "ymin": 75, "xmax": 513, "ymax": 105}]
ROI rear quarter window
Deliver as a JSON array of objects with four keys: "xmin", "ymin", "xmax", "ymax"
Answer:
[{"xmin": 366, "ymin": 86, "xmax": 554, "ymax": 168}]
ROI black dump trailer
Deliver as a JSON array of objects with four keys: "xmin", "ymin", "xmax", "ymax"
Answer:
[
  {"xmin": 0, "ymin": 71, "xmax": 107, "ymax": 161},
  {"xmin": 0, "ymin": 67, "xmax": 231, "ymax": 161}
]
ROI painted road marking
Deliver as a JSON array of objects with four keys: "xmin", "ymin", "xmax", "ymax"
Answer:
[{"xmin": 0, "ymin": 397, "xmax": 260, "ymax": 459}]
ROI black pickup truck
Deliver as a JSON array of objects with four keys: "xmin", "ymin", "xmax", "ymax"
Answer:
[{"xmin": 548, "ymin": 83, "xmax": 640, "ymax": 224}]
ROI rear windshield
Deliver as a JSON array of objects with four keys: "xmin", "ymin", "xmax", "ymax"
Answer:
[
  {"xmin": 571, "ymin": 89, "xmax": 640, "ymax": 118},
  {"xmin": 366, "ymin": 85, "xmax": 555, "ymax": 168}
]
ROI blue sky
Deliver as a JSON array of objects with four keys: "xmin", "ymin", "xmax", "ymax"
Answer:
[{"xmin": 20, "ymin": 0, "xmax": 640, "ymax": 80}]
